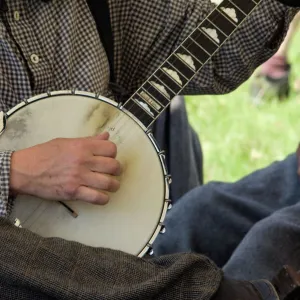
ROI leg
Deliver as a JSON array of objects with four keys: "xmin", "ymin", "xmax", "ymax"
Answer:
[
  {"xmin": 153, "ymin": 153, "xmax": 300, "ymax": 268},
  {"xmin": 0, "ymin": 218, "xmax": 222, "ymax": 299},
  {"xmin": 153, "ymin": 96, "xmax": 203, "ymax": 203},
  {"xmin": 224, "ymin": 196, "xmax": 300, "ymax": 281}
]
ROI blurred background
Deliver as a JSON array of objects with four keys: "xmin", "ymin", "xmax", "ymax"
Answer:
[{"xmin": 185, "ymin": 27, "xmax": 300, "ymax": 183}]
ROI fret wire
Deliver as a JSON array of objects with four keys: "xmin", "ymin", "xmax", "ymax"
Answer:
[
  {"xmin": 227, "ymin": 0, "xmax": 247, "ymax": 16},
  {"xmin": 125, "ymin": 101, "xmax": 145, "ymax": 124},
  {"xmin": 147, "ymin": 81, "xmax": 171, "ymax": 105},
  {"xmin": 132, "ymin": 95, "xmax": 157, "ymax": 118},
  {"xmin": 206, "ymin": 19, "xmax": 229, "ymax": 38},
  {"xmin": 191, "ymin": 29, "xmax": 219, "ymax": 54},
  {"xmin": 183, "ymin": 39, "xmax": 210, "ymax": 64},
  {"xmin": 216, "ymin": 8, "xmax": 239, "ymax": 27},
  {"xmin": 189, "ymin": 37, "xmax": 212, "ymax": 57},
  {"xmin": 198, "ymin": 28, "xmax": 219, "ymax": 47},
  {"xmin": 229, "ymin": 0, "xmax": 257, "ymax": 14},
  {"xmin": 164, "ymin": 61, "xmax": 189, "ymax": 82},
  {"xmin": 179, "ymin": 46, "xmax": 203, "ymax": 66},
  {"xmin": 160, "ymin": 69, "xmax": 183, "ymax": 88},
  {"xmin": 153, "ymin": 73, "xmax": 179, "ymax": 95},
  {"xmin": 139, "ymin": 88, "xmax": 162, "ymax": 113},
  {"xmin": 174, "ymin": 54, "xmax": 197, "ymax": 72},
  {"xmin": 152, "ymin": 74, "xmax": 176, "ymax": 97},
  {"xmin": 169, "ymin": 54, "xmax": 196, "ymax": 79}
]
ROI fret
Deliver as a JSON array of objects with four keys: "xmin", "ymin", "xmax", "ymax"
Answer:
[
  {"xmin": 183, "ymin": 38, "xmax": 210, "ymax": 64},
  {"xmin": 138, "ymin": 88, "xmax": 164, "ymax": 112},
  {"xmin": 208, "ymin": 9, "xmax": 236, "ymax": 36},
  {"xmin": 175, "ymin": 46, "xmax": 203, "ymax": 71},
  {"xmin": 123, "ymin": 98, "xmax": 154, "ymax": 128},
  {"xmin": 155, "ymin": 69, "xmax": 182, "ymax": 94},
  {"xmin": 142, "ymin": 82, "xmax": 171, "ymax": 106},
  {"xmin": 218, "ymin": 0, "xmax": 247, "ymax": 25},
  {"xmin": 200, "ymin": 20, "xmax": 227, "ymax": 45},
  {"xmin": 149, "ymin": 75, "xmax": 176, "ymax": 99},
  {"xmin": 134, "ymin": 92, "xmax": 161, "ymax": 116},
  {"xmin": 169, "ymin": 54, "xmax": 195, "ymax": 78},
  {"xmin": 229, "ymin": 0, "xmax": 257, "ymax": 15},
  {"xmin": 191, "ymin": 29, "xmax": 219, "ymax": 55},
  {"xmin": 162, "ymin": 61, "xmax": 189, "ymax": 85}
]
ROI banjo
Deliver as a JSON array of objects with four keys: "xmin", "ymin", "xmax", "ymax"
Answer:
[{"xmin": 0, "ymin": 0, "xmax": 260, "ymax": 257}]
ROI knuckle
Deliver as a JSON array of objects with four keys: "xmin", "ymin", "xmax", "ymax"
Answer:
[
  {"xmin": 92, "ymin": 193, "xmax": 110, "ymax": 205},
  {"xmin": 103, "ymin": 177, "xmax": 118, "ymax": 192},
  {"xmin": 63, "ymin": 183, "xmax": 78, "ymax": 199},
  {"xmin": 109, "ymin": 159, "xmax": 121, "ymax": 175},
  {"xmin": 107, "ymin": 142, "xmax": 117, "ymax": 157}
]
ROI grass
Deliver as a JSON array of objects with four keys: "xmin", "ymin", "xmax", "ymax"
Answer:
[{"xmin": 185, "ymin": 29, "xmax": 300, "ymax": 183}]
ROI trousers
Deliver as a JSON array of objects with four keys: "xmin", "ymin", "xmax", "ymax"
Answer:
[{"xmin": 154, "ymin": 151, "xmax": 300, "ymax": 281}]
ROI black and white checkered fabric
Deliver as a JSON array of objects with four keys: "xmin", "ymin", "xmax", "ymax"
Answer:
[{"xmin": 0, "ymin": 0, "xmax": 298, "ymax": 217}]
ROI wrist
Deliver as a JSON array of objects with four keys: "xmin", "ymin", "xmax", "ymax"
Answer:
[{"xmin": 10, "ymin": 150, "xmax": 30, "ymax": 195}]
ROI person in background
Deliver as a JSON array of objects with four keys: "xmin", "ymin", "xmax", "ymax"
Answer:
[{"xmin": 250, "ymin": 12, "xmax": 300, "ymax": 103}]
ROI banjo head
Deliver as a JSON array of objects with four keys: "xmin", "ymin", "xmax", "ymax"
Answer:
[{"xmin": 0, "ymin": 91, "xmax": 169, "ymax": 257}]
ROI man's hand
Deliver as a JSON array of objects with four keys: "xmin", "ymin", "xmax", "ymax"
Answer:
[{"xmin": 10, "ymin": 132, "xmax": 121, "ymax": 205}]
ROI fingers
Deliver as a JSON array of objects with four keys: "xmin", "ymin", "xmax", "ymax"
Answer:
[
  {"xmin": 87, "ymin": 156, "xmax": 121, "ymax": 176},
  {"xmin": 82, "ymin": 171, "xmax": 120, "ymax": 193},
  {"xmin": 75, "ymin": 186, "xmax": 110, "ymax": 205},
  {"xmin": 95, "ymin": 132, "xmax": 110, "ymax": 140},
  {"xmin": 90, "ymin": 140, "xmax": 118, "ymax": 158}
]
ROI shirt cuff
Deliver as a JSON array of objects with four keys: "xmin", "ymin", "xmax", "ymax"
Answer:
[{"xmin": 0, "ymin": 150, "xmax": 15, "ymax": 218}]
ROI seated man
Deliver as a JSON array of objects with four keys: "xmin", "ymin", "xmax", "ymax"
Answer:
[{"xmin": 0, "ymin": 0, "xmax": 299, "ymax": 299}]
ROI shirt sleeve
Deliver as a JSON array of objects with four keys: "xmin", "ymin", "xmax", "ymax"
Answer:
[
  {"xmin": 108, "ymin": 0, "xmax": 299, "ymax": 95},
  {"xmin": 0, "ymin": 150, "xmax": 14, "ymax": 218}
]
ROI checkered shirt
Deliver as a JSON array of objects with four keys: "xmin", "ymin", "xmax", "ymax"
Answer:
[{"xmin": 0, "ymin": 0, "xmax": 298, "ymax": 217}]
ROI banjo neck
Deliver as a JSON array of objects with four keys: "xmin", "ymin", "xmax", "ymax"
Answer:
[{"xmin": 123, "ymin": 0, "xmax": 261, "ymax": 128}]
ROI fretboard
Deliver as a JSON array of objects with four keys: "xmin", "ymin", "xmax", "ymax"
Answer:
[{"xmin": 123, "ymin": 0, "xmax": 261, "ymax": 128}]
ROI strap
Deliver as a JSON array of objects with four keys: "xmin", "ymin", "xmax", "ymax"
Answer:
[{"xmin": 87, "ymin": 0, "xmax": 115, "ymax": 83}]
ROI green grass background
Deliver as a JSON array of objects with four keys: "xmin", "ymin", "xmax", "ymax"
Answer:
[{"xmin": 185, "ymin": 30, "xmax": 300, "ymax": 183}]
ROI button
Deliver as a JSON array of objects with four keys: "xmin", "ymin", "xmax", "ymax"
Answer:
[
  {"xmin": 30, "ymin": 54, "xmax": 40, "ymax": 64},
  {"xmin": 14, "ymin": 11, "xmax": 20, "ymax": 21}
]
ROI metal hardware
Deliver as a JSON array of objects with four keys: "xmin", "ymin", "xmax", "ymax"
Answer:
[
  {"xmin": 147, "ymin": 245, "xmax": 154, "ymax": 256},
  {"xmin": 13, "ymin": 218, "xmax": 22, "ymax": 228},
  {"xmin": 159, "ymin": 224, "xmax": 166, "ymax": 234},
  {"xmin": 166, "ymin": 199, "xmax": 172, "ymax": 210}
]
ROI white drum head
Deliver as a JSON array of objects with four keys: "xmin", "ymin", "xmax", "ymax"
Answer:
[{"xmin": 0, "ymin": 91, "xmax": 168, "ymax": 256}]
